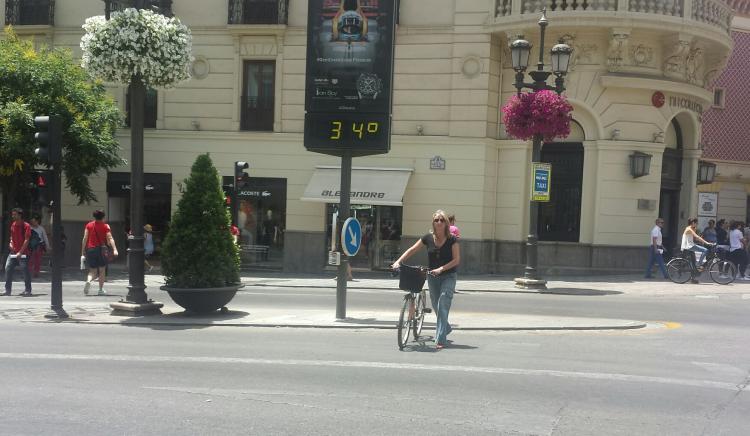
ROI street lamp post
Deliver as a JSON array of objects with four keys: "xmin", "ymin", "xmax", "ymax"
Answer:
[
  {"xmin": 104, "ymin": 0, "xmax": 163, "ymax": 314},
  {"xmin": 510, "ymin": 9, "xmax": 572, "ymax": 290}
]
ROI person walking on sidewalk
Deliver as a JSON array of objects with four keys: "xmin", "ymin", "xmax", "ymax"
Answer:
[
  {"xmin": 3, "ymin": 208, "xmax": 32, "ymax": 296},
  {"xmin": 728, "ymin": 221, "xmax": 749, "ymax": 280},
  {"xmin": 144, "ymin": 224, "xmax": 155, "ymax": 273},
  {"xmin": 644, "ymin": 217, "xmax": 668, "ymax": 279},
  {"xmin": 28, "ymin": 213, "xmax": 49, "ymax": 278},
  {"xmin": 392, "ymin": 209, "xmax": 460, "ymax": 350},
  {"xmin": 448, "ymin": 213, "xmax": 461, "ymax": 239},
  {"xmin": 81, "ymin": 209, "xmax": 118, "ymax": 296}
]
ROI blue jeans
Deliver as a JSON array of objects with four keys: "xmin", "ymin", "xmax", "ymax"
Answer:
[
  {"xmin": 644, "ymin": 246, "xmax": 668, "ymax": 278},
  {"xmin": 5, "ymin": 255, "xmax": 31, "ymax": 294},
  {"xmin": 687, "ymin": 245, "xmax": 708, "ymax": 265},
  {"xmin": 427, "ymin": 272, "xmax": 456, "ymax": 345}
]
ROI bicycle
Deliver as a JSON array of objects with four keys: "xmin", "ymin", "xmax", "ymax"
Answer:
[
  {"xmin": 666, "ymin": 244, "xmax": 736, "ymax": 285},
  {"xmin": 392, "ymin": 264, "xmax": 432, "ymax": 350}
]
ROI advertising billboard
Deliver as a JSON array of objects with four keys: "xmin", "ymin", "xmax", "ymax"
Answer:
[{"xmin": 304, "ymin": 0, "xmax": 396, "ymax": 156}]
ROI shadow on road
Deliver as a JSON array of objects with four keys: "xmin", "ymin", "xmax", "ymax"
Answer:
[
  {"xmin": 540, "ymin": 288, "xmax": 623, "ymax": 296},
  {"xmin": 120, "ymin": 310, "xmax": 250, "ymax": 330}
]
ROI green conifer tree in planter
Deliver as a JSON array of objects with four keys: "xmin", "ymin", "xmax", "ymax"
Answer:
[{"xmin": 160, "ymin": 154, "xmax": 241, "ymax": 313}]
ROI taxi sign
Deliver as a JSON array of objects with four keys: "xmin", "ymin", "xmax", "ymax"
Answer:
[{"xmin": 531, "ymin": 162, "xmax": 551, "ymax": 202}]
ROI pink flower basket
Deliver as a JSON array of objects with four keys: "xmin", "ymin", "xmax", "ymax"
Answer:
[{"xmin": 502, "ymin": 90, "xmax": 574, "ymax": 141}]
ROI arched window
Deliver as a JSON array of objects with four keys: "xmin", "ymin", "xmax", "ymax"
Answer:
[{"xmin": 538, "ymin": 122, "xmax": 584, "ymax": 242}]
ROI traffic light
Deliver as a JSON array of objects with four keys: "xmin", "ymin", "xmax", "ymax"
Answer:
[
  {"xmin": 33, "ymin": 115, "xmax": 62, "ymax": 166},
  {"xmin": 32, "ymin": 171, "xmax": 51, "ymax": 206},
  {"xmin": 235, "ymin": 161, "xmax": 249, "ymax": 189}
]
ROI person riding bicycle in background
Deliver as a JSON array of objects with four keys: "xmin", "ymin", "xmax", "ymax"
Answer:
[
  {"xmin": 682, "ymin": 217, "xmax": 713, "ymax": 274},
  {"xmin": 392, "ymin": 209, "xmax": 460, "ymax": 350}
]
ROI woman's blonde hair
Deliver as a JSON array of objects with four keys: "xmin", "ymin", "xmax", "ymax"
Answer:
[{"xmin": 431, "ymin": 209, "xmax": 451, "ymax": 239}]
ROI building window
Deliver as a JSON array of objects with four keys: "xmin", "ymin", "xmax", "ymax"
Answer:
[
  {"xmin": 713, "ymin": 88, "xmax": 725, "ymax": 108},
  {"xmin": 228, "ymin": 0, "xmax": 289, "ymax": 25},
  {"xmin": 125, "ymin": 88, "xmax": 158, "ymax": 129},
  {"xmin": 5, "ymin": 0, "xmax": 54, "ymax": 26},
  {"xmin": 241, "ymin": 61, "xmax": 275, "ymax": 131}
]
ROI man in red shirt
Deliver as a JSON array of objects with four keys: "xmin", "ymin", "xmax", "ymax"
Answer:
[{"xmin": 4, "ymin": 208, "xmax": 32, "ymax": 296}]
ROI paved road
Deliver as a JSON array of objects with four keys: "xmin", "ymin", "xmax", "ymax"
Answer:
[{"xmin": 1, "ymin": 273, "xmax": 749, "ymax": 435}]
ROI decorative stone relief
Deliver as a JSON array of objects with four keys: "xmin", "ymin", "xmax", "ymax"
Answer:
[
  {"xmin": 239, "ymin": 42, "xmax": 278, "ymax": 56},
  {"xmin": 703, "ymin": 55, "xmax": 728, "ymax": 89},
  {"xmin": 191, "ymin": 56, "xmax": 210, "ymax": 80},
  {"xmin": 629, "ymin": 44, "xmax": 654, "ymax": 67},
  {"xmin": 685, "ymin": 46, "xmax": 705, "ymax": 86},
  {"xmin": 461, "ymin": 55, "xmax": 483, "ymax": 79},
  {"xmin": 559, "ymin": 34, "xmax": 598, "ymax": 72},
  {"xmin": 662, "ymin": 37, "xmax": 691, "ymax": 81},
  {"xmin": 606, "ymin": 30, "xmax": 630, "ymax": 71}
]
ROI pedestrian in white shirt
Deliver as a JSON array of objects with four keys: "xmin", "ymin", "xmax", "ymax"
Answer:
[
  {"xmin": 728, "ymin": 221, "xmax": 749, "ymax": 279},
  {"xmin": 644, "ymin": 218, "xmax": 668, "ymax": 279}
]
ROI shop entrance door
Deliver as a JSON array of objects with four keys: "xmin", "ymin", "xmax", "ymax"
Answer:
[{"xmin": 326, "ymin": 204, "xmax": 402, "ymax": 270}]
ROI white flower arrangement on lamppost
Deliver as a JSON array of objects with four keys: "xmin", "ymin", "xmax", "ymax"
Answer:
[
  {"xmin": 80, "ymin": 5, "xmax": 192, "ymax": 314},
  {"xmin": 81, "ymin": 8, "xmax": 192, "ymax": 88}
]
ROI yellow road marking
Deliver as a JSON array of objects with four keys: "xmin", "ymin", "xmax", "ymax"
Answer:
[{"xmin": 663, "ymin": 322, "xmax": 682, "ymax": 329}]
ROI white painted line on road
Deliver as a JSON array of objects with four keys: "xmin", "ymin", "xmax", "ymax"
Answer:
[
  {"xmin": 0, "ymin": 352, "xmax": 741, "ymax": 392},
  {"xmin": 742, "ymin": 294, "xmax": 750, "ymax": 300},
  {"xmin": 694, "ymin": 295, "xmax": 719, "ymax": 299}
]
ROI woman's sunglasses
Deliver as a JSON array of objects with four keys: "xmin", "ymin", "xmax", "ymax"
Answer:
[{"xmin": 433, "ymin": 218, "xmax": 446, "ymax": 223}]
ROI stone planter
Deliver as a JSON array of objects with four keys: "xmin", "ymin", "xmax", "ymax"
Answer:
[{"xmin": 160, "ymin": 284, "xmax": 244, "ymax": 314}]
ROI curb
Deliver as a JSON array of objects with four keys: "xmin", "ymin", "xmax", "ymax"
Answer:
[{"xmin": 28, "ymin": 316, "xmax": 649, "ymax": 331}]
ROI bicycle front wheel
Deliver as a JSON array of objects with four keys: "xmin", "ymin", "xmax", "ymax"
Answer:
[
  {"xmin": 397, "ymin": 295, "xmax": 411, "ymax": 350},
  {"xmin": 413, "ymin": 290, "xmax": 426, "ymax": 339},
  {"xmin": 667, "ymin": 258, "xmax": 692, "ymax": 284},
  {"xmin": 708, "ymin": 260, "xmax": 736, "ymax": 285}
]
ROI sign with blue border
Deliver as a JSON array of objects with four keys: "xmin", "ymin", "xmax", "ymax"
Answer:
[
  {"xmin": 341, "ymin": 217, "xmax": 362, "ymax": 257},
  {"xmin": 532, "ymin": 162, "xmax": 551, "ymax": 202}
]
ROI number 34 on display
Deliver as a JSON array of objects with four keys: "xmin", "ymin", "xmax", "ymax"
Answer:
[{"xmin": 329, "ymin": 121, "xmax": 379, "ymax": 140}]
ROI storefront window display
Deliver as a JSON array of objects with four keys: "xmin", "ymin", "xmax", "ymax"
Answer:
[
  {"xmin": 224, "ymin": 176, "xmax": 287, "ymax": 270},
  {"xmin": 326, "ymin": 204, "xmax": 402, "ymax": 270}
]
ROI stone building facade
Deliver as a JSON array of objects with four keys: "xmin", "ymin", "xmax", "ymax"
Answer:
[{"xmin": 1, "ymin": 0, "xmax": 740, "ymax": 273}]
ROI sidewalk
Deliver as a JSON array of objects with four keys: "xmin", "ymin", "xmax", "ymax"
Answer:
[{"xmin": 4, "ymin": 267, "xmax": 746, "ymax": 330}]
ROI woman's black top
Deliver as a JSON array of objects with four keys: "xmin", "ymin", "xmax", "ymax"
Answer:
[{"xmin": 420, "ymin": 233, "xmax": 458, "ymax": 273}]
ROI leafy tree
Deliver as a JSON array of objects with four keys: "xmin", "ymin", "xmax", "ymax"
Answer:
[
  {"xmin": 0, "ymin": 27, "xmax": 123, "ymax": 204},
  {"xmin": 161, "ymin": 154, "xmax": 240, "ymax": 288}
]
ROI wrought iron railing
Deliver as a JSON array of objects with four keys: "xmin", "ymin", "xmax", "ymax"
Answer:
[
  {"xmin": 228, "ymin": 0, "xmax": 289, "ymax": 25},
  {"xmin": 240, "ymin": 95, "xmax": 275, "ymax": 131},
  {"xmin": 102, "ymin": 0, "xmax": 173, "ymax": 19},
  {"xmin": 5, "ymin": 0, "xmax": 55, "ymax": 26}
]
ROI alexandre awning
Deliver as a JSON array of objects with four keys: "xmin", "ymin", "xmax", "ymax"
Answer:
[{"xmin": 301, "ymin": 166, "xmax": 413, "ymax": 206}]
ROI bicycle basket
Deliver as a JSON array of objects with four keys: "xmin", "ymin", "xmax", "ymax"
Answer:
[{"xmin": 398, "ymin": 264, "xmax": 427, "ymax": 293}]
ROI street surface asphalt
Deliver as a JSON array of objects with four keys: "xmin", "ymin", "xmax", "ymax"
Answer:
[{"xmin": 1, "ymin": 268, "xmax": 749, "ymax": 435}]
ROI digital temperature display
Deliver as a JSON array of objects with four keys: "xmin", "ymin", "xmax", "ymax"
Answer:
[{"xmin": 304, "ymin": 112, "xmax": 390, "ymax": 157}]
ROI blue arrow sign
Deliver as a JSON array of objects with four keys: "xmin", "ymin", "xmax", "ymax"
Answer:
[{"xmin": 341, "ymin": 217, "xmax": 362, "ymax": 257}]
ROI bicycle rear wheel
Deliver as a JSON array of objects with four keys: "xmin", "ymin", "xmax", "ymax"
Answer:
[
  {"xmin": 667, "ymin": 258, "xmax": 692, "ymax": 284},
  {"xmin": 708, "ymin": 260, "xmax": 736, "ymax": 285},
  {"xmin": 413, "ymin": 290, "xmax": 426, "ymax": 339},
  {"xmin": 397, "ymin": 295, "xmax": 411, "ymax": 350}
]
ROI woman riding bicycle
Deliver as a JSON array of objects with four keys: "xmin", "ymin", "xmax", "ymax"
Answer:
[
  {"xmin": 392, "ymin": 210, "xmax": 460, "ymax": 350},
  {"xmin": 682, "ymin": 217, "xmax": 713, "ymax": 274}
]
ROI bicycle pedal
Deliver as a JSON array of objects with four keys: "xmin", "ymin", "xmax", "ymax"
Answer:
[{"xmin": 424, "ymin": 308, "xmax": 432, "ymax": 313}]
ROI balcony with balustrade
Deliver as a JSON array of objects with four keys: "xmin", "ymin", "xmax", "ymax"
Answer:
[
  {"xmin": 490, "ymin": 0, "xmax": 735, "ymax": 90},
  {"xmin": 494, "ymin": 0, "xmax": 733, "ymax": 35}
]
